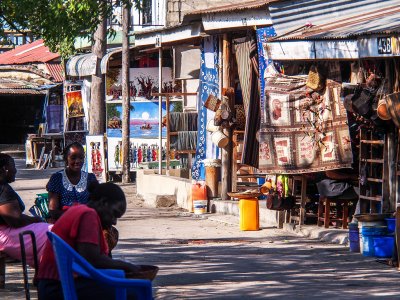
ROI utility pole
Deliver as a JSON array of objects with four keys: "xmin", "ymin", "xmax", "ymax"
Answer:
[
  {"xmin": 121, "ymin": 1, "xmax": 131, "ymax": 183},
  {"xmin": 90, "ymin": 13, "xmax": 107, "ymax": 135}
]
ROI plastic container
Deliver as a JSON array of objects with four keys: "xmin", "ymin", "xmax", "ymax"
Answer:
[
  {"xmin": 192, "ymin": 181, "xmax": 207, "ymax": 214},
  {"xmin": 239, "ymin": 198, "xmax": 259, "ymax": 231},
  {"xmin": 257, "ymin": 178, "xmax": 266, "ymax": 200},
  {"xmin": 373, "ymin": 236, "xmax": 395, "ymax": 258},
  {"xmin": 348, "ymin": 223, "xmax": 360, "ymax": 253},
  {"xmin": 361, "ymin": 226, "xmax": 387, "ymax": 257},
  {"xmin": 385, "ymin": 218, "xmax": 396, "ymax": 234}
]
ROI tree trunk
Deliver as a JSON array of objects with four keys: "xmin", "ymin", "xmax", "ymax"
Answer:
[
  {"xmin": 90, "ymin": 16, "xmax": 107, "ymax": 135},
  {"xmin": 121, "ymin": 3, "xmax": 131, "ymax": 183}
]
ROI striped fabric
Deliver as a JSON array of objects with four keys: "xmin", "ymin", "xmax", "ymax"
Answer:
[
  {"xmin": 233, "ymin": 37, "xmax": 253, "ymax": 115},
  {"xmin": 234, "ymin": 35, "xmax": 260, "ymax": 168}
]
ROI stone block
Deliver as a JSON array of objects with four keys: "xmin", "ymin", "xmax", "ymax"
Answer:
[{"xmin": 155, "ymin": 195, "xmax": 177, "ymax": 208}]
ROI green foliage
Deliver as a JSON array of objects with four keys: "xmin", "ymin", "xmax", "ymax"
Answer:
[{"xmin": 0, "ymin": 0, "xmax": 140, "ymax": 58}]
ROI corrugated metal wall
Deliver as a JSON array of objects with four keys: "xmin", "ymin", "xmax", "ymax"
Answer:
[{"xmin": 269, "ymin": 0, "xmax": 399, "ymax": 36}]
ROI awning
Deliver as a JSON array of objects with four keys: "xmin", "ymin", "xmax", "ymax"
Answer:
[
  {"xmin": 66, "ymin": 53, "xmax": 97, "ymax": 77},
  {"xmin": 0, "ymin": 78, "xmax": 47, "ymax": 95},
  {"xmin": 265, "ymin": 2, "xmax": 400, "ymax": 60},
  {"xmin": 100, "ymin": 46, "xmax": 135, "ymax": 74},
  {"xmin": 66, "ymin": 47, "xmax": 135, "ymax": 77},
  {"xmin": 268, "ymin": 0, "xmax": 400, "ymax": 37},
  {"xmin": 134, "ymin": 23, "xmax": 203, "ymax": 47},
  {"xmin": 183, "ymin": 0, "xmax": 274, "ymax": 31}
]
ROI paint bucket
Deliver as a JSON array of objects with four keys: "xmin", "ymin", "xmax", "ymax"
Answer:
[
  {"xmin": 373, "ymin": 236, "xmax": 395, "ymax": 258},
  {"xmin": 192, "ymin": 181, "xmax": 207, "ymax": 214},
  {"xmin": 348, "ymin": 223, "xmax": 360, "ymax": 253},
  {"xmin": 211, "ymin": 130, "xmax": 229, "ymax": 148}
]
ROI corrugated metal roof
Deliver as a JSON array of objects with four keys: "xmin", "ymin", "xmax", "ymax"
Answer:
[
  {"xmin": 0, "ymin": 78, "xmax": 47, "ymax": 95},
  {"xmin": 185, "ymin": 0, "xmax": 277, "ymax": 16},
  {"xmin": 0, "ymin": 39, "xmax": 60, "ymax": 65},
  {"xmin": 269, "ymin": 0, "xmax": 400, "ymax": 37},
  {"xmin": 45, "ymin": 63, "xmax": 64, "ymax": 82},
  {"xmin": 273, "ymin": 5, "xmax": 400, "ymax": 40}
]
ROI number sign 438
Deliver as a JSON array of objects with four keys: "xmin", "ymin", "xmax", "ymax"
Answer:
[{"xmin": 377, "ymin": 37, "xmax": 392, "ymax": 54}]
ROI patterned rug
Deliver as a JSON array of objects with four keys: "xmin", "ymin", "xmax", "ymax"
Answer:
[{"xmin": 258, "ymin": 70, "xmax": 353, "ymax": 174}]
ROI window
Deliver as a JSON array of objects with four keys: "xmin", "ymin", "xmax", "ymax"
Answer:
[{"xmin": 141, "ymin": 0, "xmax": 152, "ymax": 25}]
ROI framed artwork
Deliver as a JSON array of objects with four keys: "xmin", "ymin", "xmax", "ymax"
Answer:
[
  {"xmin": 106, "ymin": 100, "xmax": 183, "ymax": 139},
  {"xmin": 66, "ymin": 90, "xmax": 85, "ymax": 118},
  {"xmin": 86, "ymin": 135, "xmax": 107, "ymax": 182}
]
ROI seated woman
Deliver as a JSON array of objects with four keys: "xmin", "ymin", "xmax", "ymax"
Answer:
[
  {"xmin": 47, "ymin": 142, "xmax": 118, "ymax": 250},
  {"xmin": 46, "ymin": 142, "xmax": 98, "ymax": 221},
  {"xmin": 0, "ymin": 154, "xmax": 52, "ymax": 266},
  {"xmin": 37, "ymin": 182, "xmax": 152, "ymax": 300}
]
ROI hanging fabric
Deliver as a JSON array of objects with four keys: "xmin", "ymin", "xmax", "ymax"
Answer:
[
  {"xmin": 233, "ymin": 36, "xmax": 253, "ymax": 115},
  {"xmin": 192, "ymin": 36, "xmax": 220, "ymax": 180}
]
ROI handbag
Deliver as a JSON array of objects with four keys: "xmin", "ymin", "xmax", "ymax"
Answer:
[{"xmin": 306, "ymin": 65, "xmax": 325, "ymax": 92}]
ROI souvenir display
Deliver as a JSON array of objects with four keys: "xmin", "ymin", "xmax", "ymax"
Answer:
[{"xmin": 85, "ymin": 135, "xmax": 106, "ymax": 182}]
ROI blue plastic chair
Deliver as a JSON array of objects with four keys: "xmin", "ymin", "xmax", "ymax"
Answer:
[{"xmin": 46, "ymin": 232, "xmax": 153, "ymax": 300}]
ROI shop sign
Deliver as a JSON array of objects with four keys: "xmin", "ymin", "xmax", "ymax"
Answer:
[
  {"xmin": 359, "ymin": 36, "xmax": 400, "ymax": 57},
  {"xmin": 377, "ymin": 37, "xmax": 392, "ymax": 54}
]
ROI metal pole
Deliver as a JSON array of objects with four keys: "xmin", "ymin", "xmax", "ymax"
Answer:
[{"xmin": 158, "ymin": 47, "xmax": 163, "ymax": 174}]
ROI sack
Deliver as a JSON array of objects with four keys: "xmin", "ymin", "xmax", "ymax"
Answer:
[
  {"xmin": 306, "ymin": 65, "xmax": 325, "ymax": 91},
  {"xmin": 204, "ymin": 94, "xmax": 221, "ymax": 112},
  {"xmin": 352, "ymin": 88, "xmax": 376, "ymax": 117},
  {"xmin": 266, "ymin": 192, "xmax": 295, "ymax": 211}
]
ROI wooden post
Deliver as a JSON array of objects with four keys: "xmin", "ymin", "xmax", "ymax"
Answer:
[
  {"xmin": 121, "ymin": 2, "xmax": 131, "ymax": 183},
  {"xmin": 221, "ymin": 33, "xmax": 232, "ymax": 200}
]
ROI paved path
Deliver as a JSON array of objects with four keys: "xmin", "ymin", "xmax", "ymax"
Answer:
[{"xmin": 1, "ymin": 162, "xmax": 400, "ymax": 299}]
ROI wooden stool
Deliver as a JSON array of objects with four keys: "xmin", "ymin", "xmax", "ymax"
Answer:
[{"xmin": 317, "ymin": 197, "xmax": 353, "ymax": 229}]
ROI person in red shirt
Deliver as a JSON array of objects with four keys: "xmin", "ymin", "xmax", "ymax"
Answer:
[{"xmin": 37, "ymin": 182, "xmax": 143, "ymax": 300}]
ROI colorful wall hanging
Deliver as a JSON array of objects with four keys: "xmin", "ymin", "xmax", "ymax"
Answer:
[{"xmin": 85, "ymin": 135, "xmax": 107, "ymax": 182}]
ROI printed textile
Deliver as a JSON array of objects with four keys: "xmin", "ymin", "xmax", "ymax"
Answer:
[
  {"xmin": 192, "ymin": 36, "xmax": 220, "ymax": 180},
  {"xmin": 258, "ymin": 70, "xmax": 353, "ymax": 174}
]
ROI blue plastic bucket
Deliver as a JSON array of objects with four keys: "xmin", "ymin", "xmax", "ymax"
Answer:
[
  {"xmin": 373, "ymin": 236, "xmax": 395, "ymax": 258},
  {"xmin": 348, "ymin": 223, "xmax": 360, "ymax": 252},
  {"xmin": 385, "ymin": 218, "xmax": 396, "ymax": 234},
  {"xmin": 361, "ymin": 226, "xmax": 387, "ymax": 257}
]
